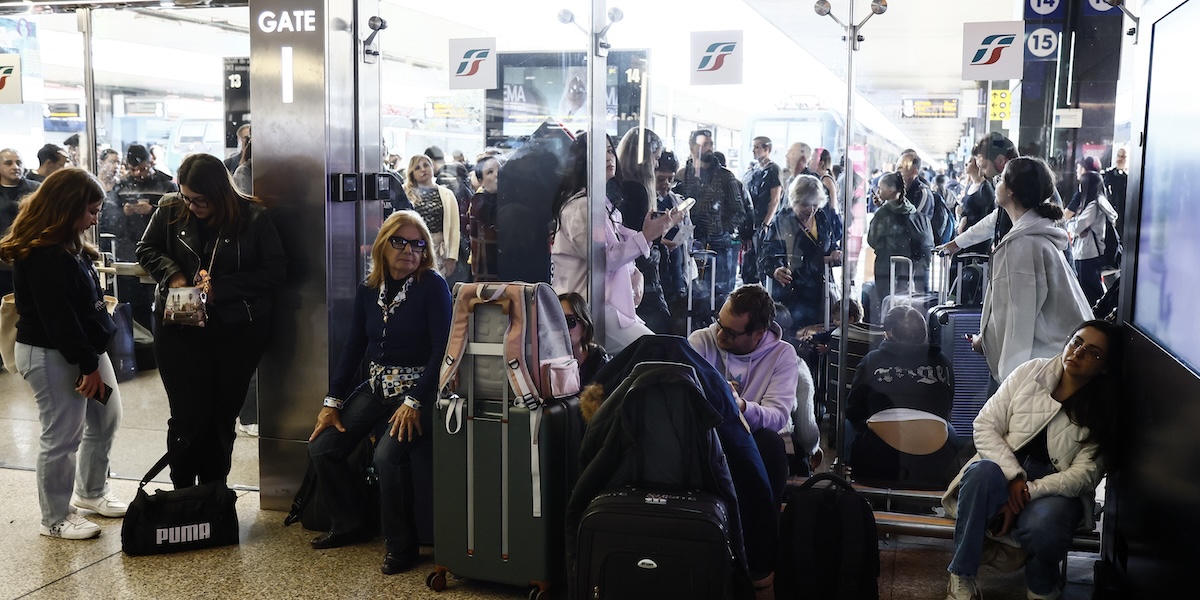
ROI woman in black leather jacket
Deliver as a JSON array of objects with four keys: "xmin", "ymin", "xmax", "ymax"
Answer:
[{"xmin": 137, "ymin": 153, "xmax": 286, "ymax": 488}]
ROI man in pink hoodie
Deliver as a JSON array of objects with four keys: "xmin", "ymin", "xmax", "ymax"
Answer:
[{"xmin": 689, "ymin": 284, "xmax": 800, "ymax": 503}]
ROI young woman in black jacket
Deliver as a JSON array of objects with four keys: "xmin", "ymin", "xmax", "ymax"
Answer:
[
  {"xmin": 137, "ymin": 153, "xmax": 286, "ymax": 489},
  {"xmin": 0, "ymin": 168, "xmax": 126, "ymax": 539}
]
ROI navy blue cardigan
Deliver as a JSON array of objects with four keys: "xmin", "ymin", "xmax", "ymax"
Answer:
[{"xmin": 327, "ymin": 271, "xmax": 452, "ymax": 403}]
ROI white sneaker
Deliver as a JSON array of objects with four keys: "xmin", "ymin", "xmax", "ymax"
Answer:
[
  {"xmin": 72, "ymin": 492, "xmax": 129, "ymax": 518},
  {"xmin": 40, "ymin": 514, "xmax": 101, "ymax": 539},
  {"xmin": 946, "ymin": 573, "xmax": 982, "ymax": 600}
]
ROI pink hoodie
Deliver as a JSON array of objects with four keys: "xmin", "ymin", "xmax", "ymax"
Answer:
[{"xmin": 688, "ymin": 321, "xmax": 799, "ymax": 434}]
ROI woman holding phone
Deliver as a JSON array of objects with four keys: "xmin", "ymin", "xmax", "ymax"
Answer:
[{"xmin": 0, "ymin": 168, "xmax": 127, "ymax": 539}]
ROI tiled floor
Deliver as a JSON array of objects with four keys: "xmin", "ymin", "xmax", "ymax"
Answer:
[{"xmin": 0, "ymin": 368, "xmax": 1098, "ymax": 599}]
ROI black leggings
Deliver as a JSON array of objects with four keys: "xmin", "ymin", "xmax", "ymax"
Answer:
[{"xmin": 154, "ymin": 316, "xmax": 271, "ymax": 488}]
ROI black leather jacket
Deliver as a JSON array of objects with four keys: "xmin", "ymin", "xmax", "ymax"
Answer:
[{"xmin": 137, "ymin": 194, "xmax": 287, "ymax": 325}]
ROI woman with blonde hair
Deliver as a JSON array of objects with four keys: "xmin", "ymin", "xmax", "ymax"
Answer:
[
  {"xmin": 403, "ymin": 154, "xmax": 461, "ymax": 284},
  {"xmin": 307, "ymin": 210, "xmax": 452, "ymax": 575},
  {"xmin": 0, "ymin": 168, "xmax": 126, "ymax": 539}
]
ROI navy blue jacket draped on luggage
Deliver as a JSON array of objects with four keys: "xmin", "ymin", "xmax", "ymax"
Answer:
[{"xmin": 570, "ymin": 335, "xmax": 776, "ymax": 579}]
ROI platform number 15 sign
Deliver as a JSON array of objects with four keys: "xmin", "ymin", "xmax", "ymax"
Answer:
[{"xmin": 1025, "ymin": 24, "xmax": 1061, "ymax": 62}]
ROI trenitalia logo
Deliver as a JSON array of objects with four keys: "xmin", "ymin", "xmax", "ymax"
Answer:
[
  {"xmin": 455, "ymin": 49, "xmax": 490, "ymax": 77},
  {"xmin": 970, "ymin": 34, "xmax": 1016, "ymax": 66},
  {"xmin": 0, "ymin": 66, "xmax": 13, "ymax": 91},
  {"xmin": 696, "ymin": 42, "xmax": 737, "ymax": 72}
]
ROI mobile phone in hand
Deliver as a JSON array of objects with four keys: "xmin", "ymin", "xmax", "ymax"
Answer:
[{"xmin": 75, "ymin": 375, "xmax": 113, "ymax": 405}]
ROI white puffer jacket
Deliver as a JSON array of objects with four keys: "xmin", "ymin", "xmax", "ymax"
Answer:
[{"xmin": 942, "ymin": 357, "xmax": 1103, "ymax": 532}]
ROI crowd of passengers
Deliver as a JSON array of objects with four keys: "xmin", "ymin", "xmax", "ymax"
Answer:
[{"xmin": 0, "ymin": 127, "xmax": 1126, "ymax": 600}]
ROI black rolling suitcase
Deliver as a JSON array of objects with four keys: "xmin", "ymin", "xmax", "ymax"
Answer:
[
  {"xmin": 688, "ymin": 248, "xmax": 719, "ymax": 332},
  {"xmin": 575, "ymin": 487, "xmax": 733, "ymax": 600}
]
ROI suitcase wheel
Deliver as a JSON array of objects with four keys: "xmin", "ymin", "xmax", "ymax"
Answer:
[
  {"xmin": 527, "ymin": 586, "xmax": 550, "ymax": 600},
  {"xmin": 425, "ymin": 571, "xmax": 447, "ymax": 592}
]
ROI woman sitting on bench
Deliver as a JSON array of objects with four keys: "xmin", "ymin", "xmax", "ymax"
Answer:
[{"xmin": 942, "ymin": 319, "xmax": 1121, "ymax": 600}]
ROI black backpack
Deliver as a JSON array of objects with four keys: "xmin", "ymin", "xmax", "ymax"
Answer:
[
  {"xmin": 922, "ymin": 191, "xmax": 955, "ymax": 246},
  {"xmin": 1092, "ymin": 215, "xmax": 1123, "ymax": 271},
  {"xmin": 283, "ymin": 436, "xmax": 378, "ymax": 532},
  {"xmin": 776, "ymin": 472, "xmax": 880, "ymax": 600}
]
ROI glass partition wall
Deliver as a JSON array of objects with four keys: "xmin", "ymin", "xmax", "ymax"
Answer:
[{"xmin": 1, "ymin": 0, "xmax": 1001, "ymax": 492}]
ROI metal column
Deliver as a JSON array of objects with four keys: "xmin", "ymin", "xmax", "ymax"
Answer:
[{"xmin": 249, "ymin": 0, "xmax": 382, "ymax": 510}]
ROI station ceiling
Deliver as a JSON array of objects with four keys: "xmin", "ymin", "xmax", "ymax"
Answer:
[{"xmin": 744, "ymin": 0, "xmax": 1019, "ymax": 158}]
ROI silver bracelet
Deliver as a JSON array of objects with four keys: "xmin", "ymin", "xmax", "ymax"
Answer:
[{"xmin": 322, "ymin": 396, "xmax": 344, "ymax": 410}]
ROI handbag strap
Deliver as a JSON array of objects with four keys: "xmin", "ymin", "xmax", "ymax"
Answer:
[
  {"xmin": 196, "ymin": 229, "xmax": 223, "ymax": 284},
  {"xmin": 139, "ymin": 450, "xmax": 173, "ymax": 488}
]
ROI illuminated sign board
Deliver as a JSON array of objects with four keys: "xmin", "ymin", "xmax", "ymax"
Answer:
[{"xmin": 902, "ymin": 98, "xmax": 960, "ymax": 119}]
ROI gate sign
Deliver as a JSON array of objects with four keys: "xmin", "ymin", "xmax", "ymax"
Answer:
[
  {"xmin": 962, "ymin": 21, "xmax": 1025, "ymax": 81},
  {"xmin": 1026, "ymin": 0, "xmax": 1065, "ymax": 21},
  {"xmin": 1025, "ymin": 24, "xmax": 1061, "ymax": 61},
  {"xmin": 448, "ymin": 37, "xmax": 497, "ymax": 90},
  {"xmin": 0, "ymin": 53, "xmax": 22, "ymax": 104},
  {"xmin": 691, "ymin": 30, "xmax": 743, "ymax": 86}
]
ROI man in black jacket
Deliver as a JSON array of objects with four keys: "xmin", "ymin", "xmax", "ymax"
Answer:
[{"xmin": 108, "ymin": 144, "xmax": 177, "ymax": 329}]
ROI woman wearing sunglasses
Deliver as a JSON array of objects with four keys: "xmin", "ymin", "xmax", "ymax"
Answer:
[
  {"xmin": 558, "ymin": 292, "xmax": 609, "ymax": 387},
  {"xmin": 137, "ymin": 153, "xmax": 286, "ymax": 489},
  {"xmin": 307, "ymin": 210, "xmax": 452, "ymax": 576},
  {"xmin": 942, "ymin": 320, "xmax": 1121, "ymax": 600}
]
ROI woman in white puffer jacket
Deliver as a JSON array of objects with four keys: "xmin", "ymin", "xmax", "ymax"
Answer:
[{"xmin": 942, "ymin": 319, "xmax": 1122, "ymax": 600}]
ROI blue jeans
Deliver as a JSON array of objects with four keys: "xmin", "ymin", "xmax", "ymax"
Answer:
[
  {"xmin": 15, "ymin": 343, "xmax": 123, "ymax": 528},
  {"xmin": 309, "ymin": 385, "xmax": 433, "ymax": 556},
  {"xmin": 949, "ymin": 459, "xmax": 1083, "ymax": 595}
]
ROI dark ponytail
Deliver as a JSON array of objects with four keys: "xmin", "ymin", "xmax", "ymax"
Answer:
[{"xmin": 1032, "ymin": 203, "xmax": 1064, "ymax": 221}]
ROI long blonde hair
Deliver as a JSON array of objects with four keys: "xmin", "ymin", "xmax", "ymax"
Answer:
[
  {"xmin": 367, "ymin": 210, "xmax": 436, "ymax": 289},
  {"xmin": 0, "ymin": 168, "xmax": 104, "ymax": 263},
  {"xmin": 403, "ymin": 154, "xmax": 446, "ymax": 208},
  {"xmin": 617, "ymin": 127, "xmax": 662, "ymax": 202}
]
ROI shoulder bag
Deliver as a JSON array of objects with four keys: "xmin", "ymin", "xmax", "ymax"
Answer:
[
  {"xmin": 121, "ymin": 448, "xmax": 240, "ymax": 555},
  {"xmin": 162, "ymin": 232, "xmax": 221, "ymax": 327}
]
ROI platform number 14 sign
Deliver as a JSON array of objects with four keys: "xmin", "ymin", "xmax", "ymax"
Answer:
[{"xmin": 1029, "ymin": 0, "xmax": 1059, "ymax": 16}]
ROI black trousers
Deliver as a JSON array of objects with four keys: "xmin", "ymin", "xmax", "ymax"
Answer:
[
  {"xmin": 309, "ymin": 386, "xmax": 434, "ymax": 556},
  {"xmin": 154, "ymin": 315, "xmax": 271, "ymax": 488}
]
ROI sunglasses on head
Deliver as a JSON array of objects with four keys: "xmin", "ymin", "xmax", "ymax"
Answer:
[{"xmin": 388, "ymin": 235, "xmax": 427, "ymax": 250}]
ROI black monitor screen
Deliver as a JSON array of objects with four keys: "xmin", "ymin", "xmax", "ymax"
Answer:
[
  {"xmin": 485, "ymin": 50, "xmax": 647, "ymax": 149},
  {"xmin": 1133, "ymin": 0, "xmax": 1200, "ymax": 375}
]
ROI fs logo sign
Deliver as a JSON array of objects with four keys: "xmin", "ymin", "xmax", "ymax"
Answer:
[
  {"xmin": 448, "ymin": 38, "xmax": 496, "ymax": 90},
  {"xmin": 455, "ymin": 49, "xmax": 490, "ymax": 77},
  {"xmin": 962, "ymin": 21, "xmax": 1024, "ymax": 81},
  {"xmin": 970, "ymin": 34, "xmax": 1017, "ymax": 66},
  {"xmin": 0, "ymin": 55, "xmax": 22, "ymax": 104},
  {"xmin": 691, "ymin": 31, "xmax": 743, "ymax": 85},
  {"xmin": 696, "ymin": 42, "xmax": 737, "ymax": 72}
]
